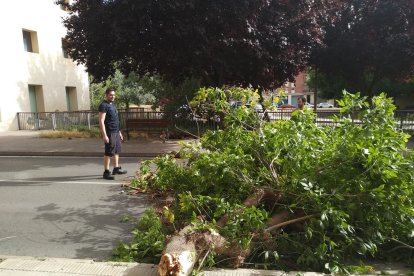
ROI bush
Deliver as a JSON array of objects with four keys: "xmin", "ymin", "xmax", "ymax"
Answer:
[
  {"xmin": 112, "ymin": 208, "xmax": 166, "ymax": 263},
  {"xmin": 40, "ymin": 125, "xmax": 100, "ymax": 138}
]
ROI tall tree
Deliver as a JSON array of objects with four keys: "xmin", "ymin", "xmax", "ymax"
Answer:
[
  {"xmin": 60, "ymin": 0, "xmax": 326, "ymax": 89},
  {"xmin": 310, "ymin": 0, "xmax": 414, "ymax": 98},
  {"xmin": 89, "ymin": 70, "xmax": 162, "ymax": 110}
]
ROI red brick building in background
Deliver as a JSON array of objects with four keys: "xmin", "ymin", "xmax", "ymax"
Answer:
[
  {"xmin": 264, "ymin": 71, "xmax": 317, "ymax": 107},
  {"xmin": 283, "ymin": 72, "xmax": 315, "ymax": 106},
  {"xmin": 271, "ymin": 71, "xmax": 335, "ymax": 107}
]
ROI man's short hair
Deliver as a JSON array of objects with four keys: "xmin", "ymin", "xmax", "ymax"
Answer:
[
  {"xmin": 298, "ymin": 96, "xmax": 307, "ymax": 103},
  {"xmin": 105, "ymin": 88, "xmax": 115, "ymax": 94}
]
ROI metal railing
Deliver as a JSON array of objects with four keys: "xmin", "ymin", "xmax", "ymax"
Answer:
[
  {"xmin": 266, "ymin": 109, "xmax": 342, "ymax": 126},
  {"xmin": 16, "ymin": 109, "xmax": 414, "ymax": 133},
  {"xmin": 395, "ymin": 110, "xmax": 414, "ymax": 132},
  {"xmin": 17, "ymin": 111, "xmax": 100, "ymax": 131},
  {"xmin": 264, "ymin": 109, "xmax": 414, "ymax": 131},
  {"xmin": 16, "ymin": 110, "xmax": 220, "ymax": 135}
]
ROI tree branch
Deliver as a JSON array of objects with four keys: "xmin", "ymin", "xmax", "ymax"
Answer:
[{"xmin": 265, "ymin": 214, "xmax": 318, "ymax": 232}]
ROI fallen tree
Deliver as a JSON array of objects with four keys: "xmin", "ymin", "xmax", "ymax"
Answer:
[
  {"xmin": 158, "ymin": 189, "xmax": 318, "ymax": 276},
  {"xmin": 120, "ymin": 88, "xmax": 414, "ymax": 275}
]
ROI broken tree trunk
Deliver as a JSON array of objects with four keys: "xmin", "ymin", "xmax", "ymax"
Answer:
[
  {"xmin": 158, "ymin": 189, "xmax": 316, "ymax": 275},
  {"xmin": 158, "ymin": 226, "xmax": 228, "ymax": 276},
  {"xmin": 158, "ymin": 225, "xmax": 197, "ymax": 276},
  {"xmin": 217, "ymin": 188, "xmax": 281, "ymax": 228}
]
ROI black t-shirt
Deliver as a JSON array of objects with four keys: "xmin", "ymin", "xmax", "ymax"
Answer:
[{"xmin": 98, "ymin": 101, "xmax": 120, "ymax": 133}]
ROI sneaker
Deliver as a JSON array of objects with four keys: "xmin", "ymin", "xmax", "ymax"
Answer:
[
  {"xmin": 112, "ymin": 167, "xmax": 127, "ymax": 175},
  {"xmin": 103, "ymin": 170, "xmax": 115, "ymax": 180}
]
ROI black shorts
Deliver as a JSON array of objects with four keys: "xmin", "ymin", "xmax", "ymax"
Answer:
[{"xmin": 104, "ymin": 132, "xmax": 122, "ymax": 157}]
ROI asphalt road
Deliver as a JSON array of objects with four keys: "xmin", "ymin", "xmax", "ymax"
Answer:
[{"xmin": 0, "ymin": 156, "xmax": 149, "ymax": 260}]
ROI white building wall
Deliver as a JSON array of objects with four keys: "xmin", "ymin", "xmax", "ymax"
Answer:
[{"xmin": 0, "ymin": 0, "xmax": 89, "ymax": 131}]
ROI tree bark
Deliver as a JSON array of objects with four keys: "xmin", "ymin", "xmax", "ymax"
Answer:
[
  {"xmin": 158, "ymin": 226, "xmax": 228, "ymax": 276},
  {"xmin": 158, "ymin": 225, "xmax": 197, "ymax": 276},
  {"xmin": 217, "ymin": 188, "xmax": 281, "ymax": 228}
]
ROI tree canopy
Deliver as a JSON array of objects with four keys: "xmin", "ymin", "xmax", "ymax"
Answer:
[
  {"xmin": 309, "ymin": 0, "xmax": 414, "ymax": 98},
  {"xmin": 89, "ymin": 69, "xmax": 164, "ymax": 110},
  {"xmin": 60, "ymin": 0, "xmax": 326, "ymax": 88}
]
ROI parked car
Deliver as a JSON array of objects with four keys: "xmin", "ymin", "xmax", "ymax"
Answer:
[
  {"xmin": 317, "ymin": 102, "xmax": 334, "ymax": 108},
  {"xmin": 279, "ymin": 104, "xmax": 296, "ymax": 109},
  {"xmin": 245, "ymin": 103, "xmax": 264, "ymax": 113},
  {"xmin": 305, "ymin": 103, "xmax": 314, "ymax": 108}
]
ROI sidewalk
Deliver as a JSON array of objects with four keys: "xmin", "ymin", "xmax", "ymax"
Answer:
[
  {"xmin": 0, "ymin": 256, "xmax": 282, "ymax": 276},
  {"xmin": 0, "ymin": 256, "xmax": 296, "ymax": 276},
  {"xmin": 0, "ymin": 130, "xmax": 184, "ymax": 157},
  {"xmin": 0, "ymin": 256, "xmax": 153, "ymax": 276},
  {"xmin": 0, "ymin": 256, "xmax": 410, "ymax": 276}
]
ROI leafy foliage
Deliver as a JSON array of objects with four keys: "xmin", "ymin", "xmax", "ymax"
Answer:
[
  {"xmin": 59, "ymin": 0, "xmax": 326, "ymax": 88},
  {"xmin": 113, "ymin": 208, "xmax": 166, "ymax": 263},
  {"xmin": 128, "ymin": 87, "xmax": 414, "ymax": 273},
  {"xmin": 89, "ymin": 69, "xmax": 163, "ymax": 110},
  {"xmin": 310, "ymin": 0, "xmax": 414, "ymax": 98},
  {"xmin": 155, "ymin": 77, "xmax": 202, "ymax": 114}
]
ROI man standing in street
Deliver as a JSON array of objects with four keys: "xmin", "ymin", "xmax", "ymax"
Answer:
[{"xmin": 99, "ymin": 88, "xmax": 127, "ymax": 180}]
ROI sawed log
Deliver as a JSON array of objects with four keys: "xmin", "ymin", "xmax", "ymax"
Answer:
[
  {"xmin": 158, "ymin": 226, "xmax": 227, "ymax": 276},
  {"xmin": 158, "ymin": 225, "xmax": 196, "ymax": 276}
]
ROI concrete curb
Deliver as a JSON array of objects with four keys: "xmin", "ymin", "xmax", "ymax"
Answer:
[
  {"xmin": 0, "ymin": 256, "xmax": 157, "ymax": 276},
  {"xmin": 0, "ymin": 256, "xmax": 323, "ymax": 276},
  {"xmin": 0, "ymin": 256, "xmax": 410, "ymax": 276}
]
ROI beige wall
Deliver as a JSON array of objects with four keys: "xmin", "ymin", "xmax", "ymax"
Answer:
[{"xmin": 0, "ymin": 0, "xmax": 89, "ymax": 131}]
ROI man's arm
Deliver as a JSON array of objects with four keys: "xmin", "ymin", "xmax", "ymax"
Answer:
[{"xmin": 99, "ymin": 112, "xmax": 109, "ymax": 143}]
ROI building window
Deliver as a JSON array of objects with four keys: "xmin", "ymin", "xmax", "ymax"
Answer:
[
  {"xmin": 66, "ymin": 87, "xmax": 78, "ymax": 111},
  {"xmin": 28, "ymin": 85, "xmax": 44, "ymax": 113},
  {"xmin": 22, "ymin": 30, "xmax": 39, "ymax": 53},
  {"xmin": 62, "ymin": 38, "xmax": 69, "ymax": 58}
]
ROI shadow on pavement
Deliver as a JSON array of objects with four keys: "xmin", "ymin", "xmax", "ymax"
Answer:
[{"xmin": 32, "ymin": 185, "xmax": 148, "ymax": 260}]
